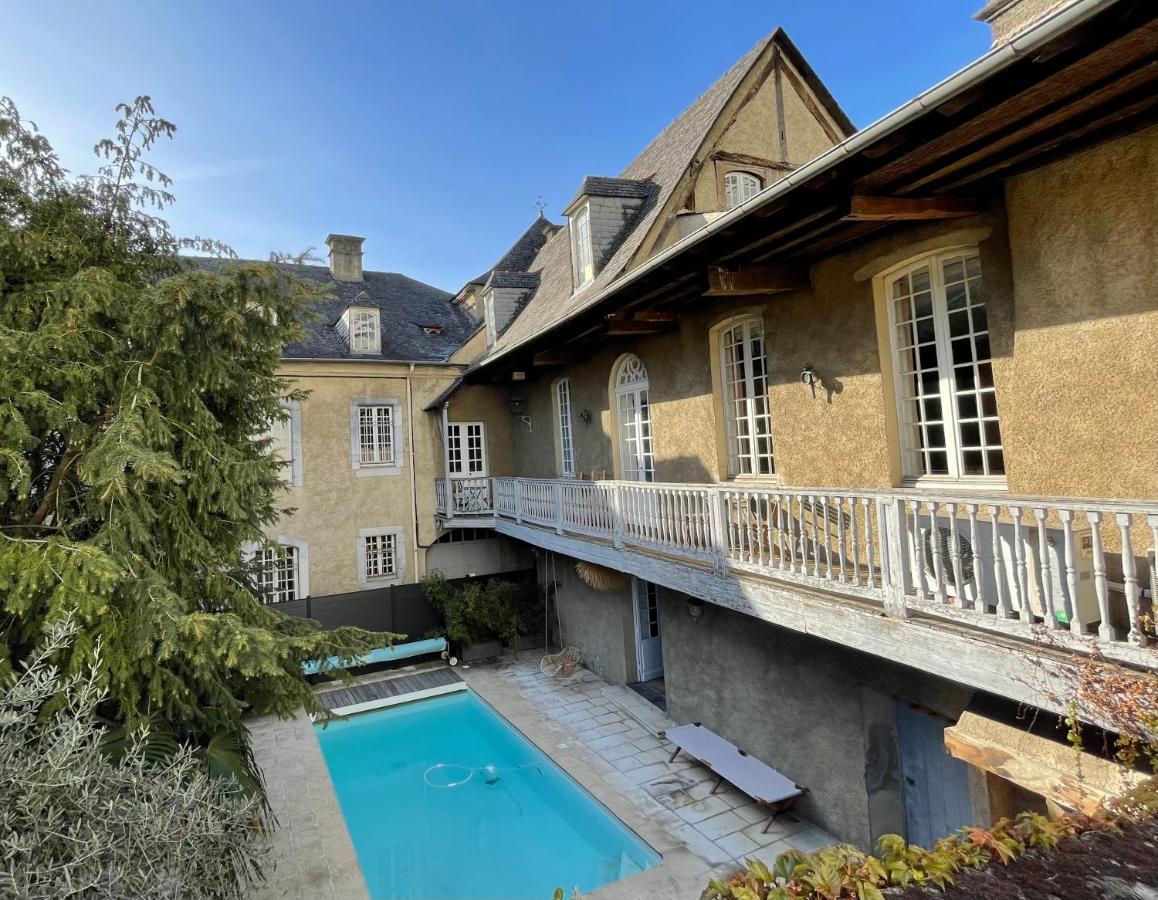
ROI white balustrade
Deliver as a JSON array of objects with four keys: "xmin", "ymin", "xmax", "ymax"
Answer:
[
  {"xmin": 487, "ymin": 476, "xmax": 1157, "ymax": 658},
  {"xmin": 434, "ymin": 477, "xmax": 493, "ymax": 516}
]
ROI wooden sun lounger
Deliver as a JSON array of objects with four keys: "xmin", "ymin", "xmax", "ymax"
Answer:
[{"xmin": 666, "ymin": 722, "xmax": 805, "ymax": 833}]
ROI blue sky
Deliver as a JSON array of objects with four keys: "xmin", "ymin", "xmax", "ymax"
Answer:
[{"xmin": 3, "ymin": 0, "xmax": 989, "ymax": 291}]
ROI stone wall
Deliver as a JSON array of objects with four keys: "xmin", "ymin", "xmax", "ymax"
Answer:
[
  {"xmin": 657, "ymin": 585, "xmax": 974, "ymax": 846},
  {"xmin": 546, "ymin": 552, "xmax": 637, "ymax": 686}
]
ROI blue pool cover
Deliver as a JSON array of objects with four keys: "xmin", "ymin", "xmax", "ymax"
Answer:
[
  {"xmin": 314, "ymin": 690, "xmax": 661, "ymax": 899},
  {"xmin": 301, "ymin": 637, "xmax": 447, "ymax": 676}
]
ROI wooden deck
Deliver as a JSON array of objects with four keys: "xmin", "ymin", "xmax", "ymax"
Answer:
[{"xmin": 316, "ymin": 666, "xmax": 465, "ymax": 714}]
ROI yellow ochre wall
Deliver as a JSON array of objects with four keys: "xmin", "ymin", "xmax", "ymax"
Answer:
[
  {"xmin": 507, "ymin": 128, "xmax": 1158, "ymax": 503},
  {"xmin": 269, "ymin": 360, "xmax": 464, "ymax": 597}
]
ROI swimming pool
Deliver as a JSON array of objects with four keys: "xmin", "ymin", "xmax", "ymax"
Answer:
[{"xmin": 314, "ymin": 690, "xmax": 661, "ymax": 899}]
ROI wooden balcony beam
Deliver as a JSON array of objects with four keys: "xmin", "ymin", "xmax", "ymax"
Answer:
[
  {"xmin": 532, "ymin": 350, "xmax": 585, "ymax": 367},
  {"xmin": 845, "ymin": 194, "xmax": 980, "ymax": 222},
  {"xmin": 605, "ymin": 310, "xmax": 679, "ymax": 324},
  {"xmin": 603, "ymin": 319, "xmax": 677, "ymax": 336},
  {"xmin": 705, "ymin": 263, "xmax": 810, "ymax": 296}
]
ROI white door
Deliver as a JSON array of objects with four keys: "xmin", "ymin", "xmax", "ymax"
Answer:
[
  {"xmin": 614, "ymin": 355, "xmax": 654, "ymax": 482},
  {"xmin": 446, "ymin": 423, "xmax": 488, "ymax": 512},
  {"xmin": 633, "ymin": 579, "xmax": 663, "ymax": 681}
]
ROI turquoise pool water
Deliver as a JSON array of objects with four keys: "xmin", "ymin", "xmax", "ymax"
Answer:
[{"xmin": 314, "ymin": 690, "xmax": 661, "ymax": 899}]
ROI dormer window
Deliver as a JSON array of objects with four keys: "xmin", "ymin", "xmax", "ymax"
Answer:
[
  {"xmin": 571, "ymin": 204, "xmax": 594, "ymax": 288},
  {"xmin": 724, "ymin": 171, "xmax": 763, "ymax": 210},
  {"xmin": 422, "ymin": 324, "xmax": 443, "ymax": 336},
  {"xmin": 346, "ymin": 307, "xmax": 380, "ymax": 354}
]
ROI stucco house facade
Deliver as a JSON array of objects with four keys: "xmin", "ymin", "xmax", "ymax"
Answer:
[
  {"xmin": 421, "ymin": 0, "xmax": 1158, "ymax": 849},
  {"xmin": 251, "ymin": 0, "xmax": 1158, "ymax": 852}
]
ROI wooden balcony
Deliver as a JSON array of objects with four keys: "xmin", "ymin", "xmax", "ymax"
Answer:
[{"xmin": 460, "ymin": 476, "xmax": 1158, "ymax": 716}]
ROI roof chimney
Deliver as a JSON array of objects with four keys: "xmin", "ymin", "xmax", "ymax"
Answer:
[
  {"xmin": 974, "ymin": 0, "xmax": 1070, "ymax": 45},
  {"xmin": 325, "ymin": 234, "xmax": 365, "ymax": 282}
]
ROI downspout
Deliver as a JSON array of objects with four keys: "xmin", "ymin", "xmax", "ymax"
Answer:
[{"xmin": 406, "ymin": 364, "xmax": 422, "ymax": 580}]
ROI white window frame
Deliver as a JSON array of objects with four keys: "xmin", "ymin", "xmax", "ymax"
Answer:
[
  {"xmin": 244, "ymin": 536, "xmax": 309, "ymax": 603},
  {"xmin": 349, "ymin": 307, "xmax": 381, "ymax": 355},
  {"xmin": 571, "ymin": 203, "xmax": 594, "ymax": 289},
  {"xmin": 358, "ymin": 526, "xmax": 405, "ymax": 588},
  {"xmin": 724, "ymin": 171, "xmax": 762, "ymax": 210},
  {"xmin": 446, "ymin": 422, "xmax": 487, "ymax": 478},
  {"xmin": 350, "ymin": 399, "xmax": 403, "ymax": 478},
  {"xmin": 483, "ymin": 291, "xmax": 497, "ymax": 347},
  {"xmin": 613, "ymin": 354, "xmax": 654, "ymax": 482},
  {"xmin": 267, "ymin": 399, "xmax": 303, "ymax": 487},
  {"xmin": 554, "ymin": 378, "xmax": 576, "ymax": 477},
  {"xmin": 882, "ymin": 247, "xmax": 1006, "ymax": 488},
  {"xmin": 718, "ymin": 316, "xmax": 775, "ymax": 478}
]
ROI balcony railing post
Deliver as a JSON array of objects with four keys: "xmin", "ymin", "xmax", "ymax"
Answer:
[
  {"xmin": 881, "ymin": 497, "xmax": 910, "ymax": 619},
  {"xmin": 709, "ymin": 487, "xmax": 728, "ymax": 574},
  {"xmin": 554, "ymin": 482, "xmax": 564, "ymax": 535},
  {"xmin": 514, "ymin": 478, "xmax": 523, "ymax": 525},
  {"xmin": 610, "ymin": 483, "xmax": 625, "ymax": 549}
]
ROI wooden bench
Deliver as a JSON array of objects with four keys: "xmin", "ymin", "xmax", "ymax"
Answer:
[{"xmin": 666, "ymin": 722, "xmax": 805, "ymax": 833}]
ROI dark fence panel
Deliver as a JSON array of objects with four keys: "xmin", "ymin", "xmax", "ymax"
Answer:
[{"xmin": 271, "ymin": 569, "xmax": 536, "ymax": 638}]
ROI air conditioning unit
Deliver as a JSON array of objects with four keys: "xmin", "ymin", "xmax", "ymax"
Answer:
[{"xmin": 917, "ymin": 516, "xmax": 1098, "ymax": 626}]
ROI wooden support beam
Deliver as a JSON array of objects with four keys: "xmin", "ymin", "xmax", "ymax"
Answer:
[
  {"xmin": 603, "ymin": 320, "xmax": 677, "ymax": 336},
  {"xmin": 846, "ymin": 194, "xmax": 980, "ymax": 221},
  {"xmin": 705, "ymin": 263, "xmax": 810, "ymax": 296},
  {"xmin": 606, "ymin": 310, "xmax": 678, "ymax": 324},
  {"xmin": 532, "ymin": 350, "xmax": 584, "ymax": 367}
]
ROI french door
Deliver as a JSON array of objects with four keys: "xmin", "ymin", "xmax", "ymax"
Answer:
[
  {"xmin": 614, "ymin": 355, "xmax": 654, "ymax": 482},
  {"xmin": 446, "ymin": 422, "xmax": 488, "ymax": 512}
]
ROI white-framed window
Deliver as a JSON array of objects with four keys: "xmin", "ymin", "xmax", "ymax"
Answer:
[
  {"xmin": 886, "ymin": 249, "xmax": 1005, "ymax": 483},
  {"xmin": 246, "ymin": 537, "xmax": 309, "ymax": 604},
  {"xmin": 364, "ymin": 532, "xmax": 396, "ymax": 579},
  {"xmin": 359, "ymin": 405, "xmax": 394, "ymax": 465},
  {"xmin": 358, "ymin": 526, "xmax": 404, "ymax": 588},
  {"xmin": 484, "ymin": 291, "xmax": 497, "ymax": 347},
  {"xmin": 719, "ymin": 316, "xmax": 774, "ymax": 477},
  {"xmin": 724, "ymin": 171, "xmax": 762, "ymax": 210},
  {"xmin": 446, "ymin": 423, "xmax": 486, "ymax": 477},
  {"xmin": 349, "ymin": 307, "xmax": 380, "ymax": 354},
  {"xmin": 554, "ymin": 378, "xmax": 576, "ymax": 477},
  {"xmin": 571, "ymin": 204, "xmax": 594, "ymax": 288},
  {"xmin": 266, "ymin": 399, "xmax": 303, "ymax": 487},
  {"xmin": 351, "ymin": 399, "xmax": 402, "ymax": 477},
  {"xmin": 614, "ymin": 354, "xmax": 654, "ymax": 482}
]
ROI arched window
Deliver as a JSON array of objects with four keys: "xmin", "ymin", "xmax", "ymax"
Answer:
[
  {"xmin": 724, "ymin": 171, "xmax": 762, "ymax": 210},
  {"xmin": 613, "ymin": 354, "xmax": 654, "ymax": 482},
  {"xmin": 885, "ymin": 249, "xmax": 1004, "ymax": 481},
  {"xmin": 350, "ymin": 308, "xmax": 380, "ymax": 353},
  {"xmin": 718, "ymin": 316, "xmax": 774, "ymax": 476}
]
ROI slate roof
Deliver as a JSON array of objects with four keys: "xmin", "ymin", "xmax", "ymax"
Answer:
[
  {"xmin": 469, "ymin": 28, "xmax": 852, "ymax": 367},
  {"xmin": 570, "ymin": 176, "xmax": 655, "ymax": 205},
  {"xmin": 482, "ymin": 33, "xmax": 771, "ymax": 359},
  {"xmin": 192, "ymin": 258, "xmax": 474, "ymax": 363},
  {"xmin": 465, "ymin": 215, "xmax": 559, "ymax": 288}
]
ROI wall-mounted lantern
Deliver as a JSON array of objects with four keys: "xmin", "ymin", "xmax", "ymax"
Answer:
[
  {"xmin": 686, "ymin": 597, "xmax": 706, "ymax": 624},
  {"xmin": 579, "ymin": 408, "xmax": 592, "ymax": 424},
  {"xmin": 800, "ymin": 364, "xmax": 820, "ymax": 399},
  {"xmin": 509, "ymin": 395, "xmax": 532, "ymax": 432}
]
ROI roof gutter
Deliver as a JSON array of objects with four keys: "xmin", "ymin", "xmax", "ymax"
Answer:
[{"xmin": 475, "ymin": 0, "xmax": 1120, "ymax": 373}]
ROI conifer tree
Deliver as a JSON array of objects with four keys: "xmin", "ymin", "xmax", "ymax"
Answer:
[{"xmin": 0, "ymin": 96, "xmax": 383, "ymax": 780}]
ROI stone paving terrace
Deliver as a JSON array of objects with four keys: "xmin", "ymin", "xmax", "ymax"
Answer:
[{"xmin": 251, "ymin": 654, "xmax": 835, "ymax": 900}]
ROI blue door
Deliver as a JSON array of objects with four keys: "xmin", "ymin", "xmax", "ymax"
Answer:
[{"xmin": 894, "ymin": 702, "xmax": 974, "ymax": 847}]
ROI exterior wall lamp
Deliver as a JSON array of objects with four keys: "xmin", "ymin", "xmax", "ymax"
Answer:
[
  {"xmin": 687, "ymin": 597, "xmax": 706, "ymax": 623},
  {"xmin": 509, "ymin": 396, "xmax": 532, "ymax": 432},
  {"xmin": 579, "ymin": 408, "xmax": 592, "ymax": 424},
  {"xmin": 800, "ymin": 364, "xmax": 820, "ymax": 399}
]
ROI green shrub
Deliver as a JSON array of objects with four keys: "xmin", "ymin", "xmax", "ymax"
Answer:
[
  {"xmin": 706, "ymin": 811, "xmax": 1075, "ymax": 900},
  {"xmin": 423, "ymin": 573, "xmax": 543, "ymax": 648},
  {"xmin": 0, "ymin": 619, "xmax": 269, "ymax": 899}
]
